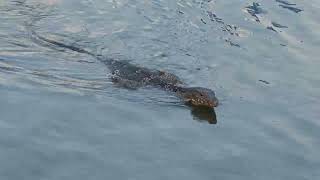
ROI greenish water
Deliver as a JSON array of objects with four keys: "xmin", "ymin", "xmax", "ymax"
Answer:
[{"xmin": 0, "ymin": 0, "xmax": 319, "ymax": 179}]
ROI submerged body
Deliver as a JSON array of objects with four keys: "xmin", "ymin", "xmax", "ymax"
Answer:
[{"xmin": 31, "ymin": 31, "xmax": 219, "ymax": 108}]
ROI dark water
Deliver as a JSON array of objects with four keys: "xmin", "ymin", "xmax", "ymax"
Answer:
[{"xmin": 0, "ymin": 0, "xmax": 319, "ymax": 179}]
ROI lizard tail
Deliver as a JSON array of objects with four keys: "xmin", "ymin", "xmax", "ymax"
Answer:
[{"xmin": 27, "ymin": 25, "xmax": 96, "ymax": 57}]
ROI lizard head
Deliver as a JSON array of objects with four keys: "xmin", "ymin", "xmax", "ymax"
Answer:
[{"xmin": 177, "ymin": 87, "xmax": 219, "ymax": 108}]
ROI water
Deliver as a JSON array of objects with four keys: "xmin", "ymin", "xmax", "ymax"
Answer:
[{"xmin": 0, "ymin": 0, "xmax": 319, "ymax": 179}]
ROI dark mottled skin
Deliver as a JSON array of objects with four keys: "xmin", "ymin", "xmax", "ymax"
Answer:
[
  {"xmin": 103, "ymin": 59, "xmax": 183, "ymax": 89},
  {"xmin": 31, "ymin": 31, "xmax": 219, "ymax": 108}
]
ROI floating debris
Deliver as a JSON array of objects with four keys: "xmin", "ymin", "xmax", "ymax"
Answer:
[
  {"xmin": 77, "ymin": 60, "xmax": 95, "ymax": 63},
  {"xmin": 279, "ymin": 5, "xmax": 303, "ymax": 13},
  {"xmin": 271, "ymin": 22, "xmax": 288, "ymax": 28},
  {"xmin": 207, "ymin": 11, "xmax": 224, "ymax": 24},
  {"xmin": 259, "ymin": 80, "xmax": 270, "ymax": 84},
  {"xmin": 200, "ymin": 18, "xmax": 207, "ymax": 24},
  {"xmin": 275, "ymin": 0, "xmax": 296, "ymax": 6},
  {"xmin": 222, "ymin": 24, "xmax": 239, "ymax": 36},
  {"xmin": 206, "ymin": 11, "xmax": 240, "ymax": 36},
  {"xmin": 267, "ymin": 26, "xmax": 277, "ymax": 32},
  {"xmin": 275, "ymin": 0, "xmax": 303, "ymax": 13},
  {"xmin": 245, "ymin": 2, "xmax": 267, "ymax": 22}
]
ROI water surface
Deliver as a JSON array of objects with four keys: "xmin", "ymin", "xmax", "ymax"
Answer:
[{"xmin": 0, "ymin": 0, "xmax": 319, "ymax": 179}]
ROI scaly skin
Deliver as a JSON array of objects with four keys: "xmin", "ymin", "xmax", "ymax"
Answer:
[{"xmin": 30, "ymin": 30, "xmax": 219, "ymax": 108}]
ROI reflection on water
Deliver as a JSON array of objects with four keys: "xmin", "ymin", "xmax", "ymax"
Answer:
[{"xmin": 190, "ymin": 106, "xmax": 217, "ymax": 124}]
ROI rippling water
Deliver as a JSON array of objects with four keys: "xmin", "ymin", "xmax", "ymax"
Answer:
[{"xmin": 0, "ymin": 0, "xmax": 319, "ymax": 179}]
